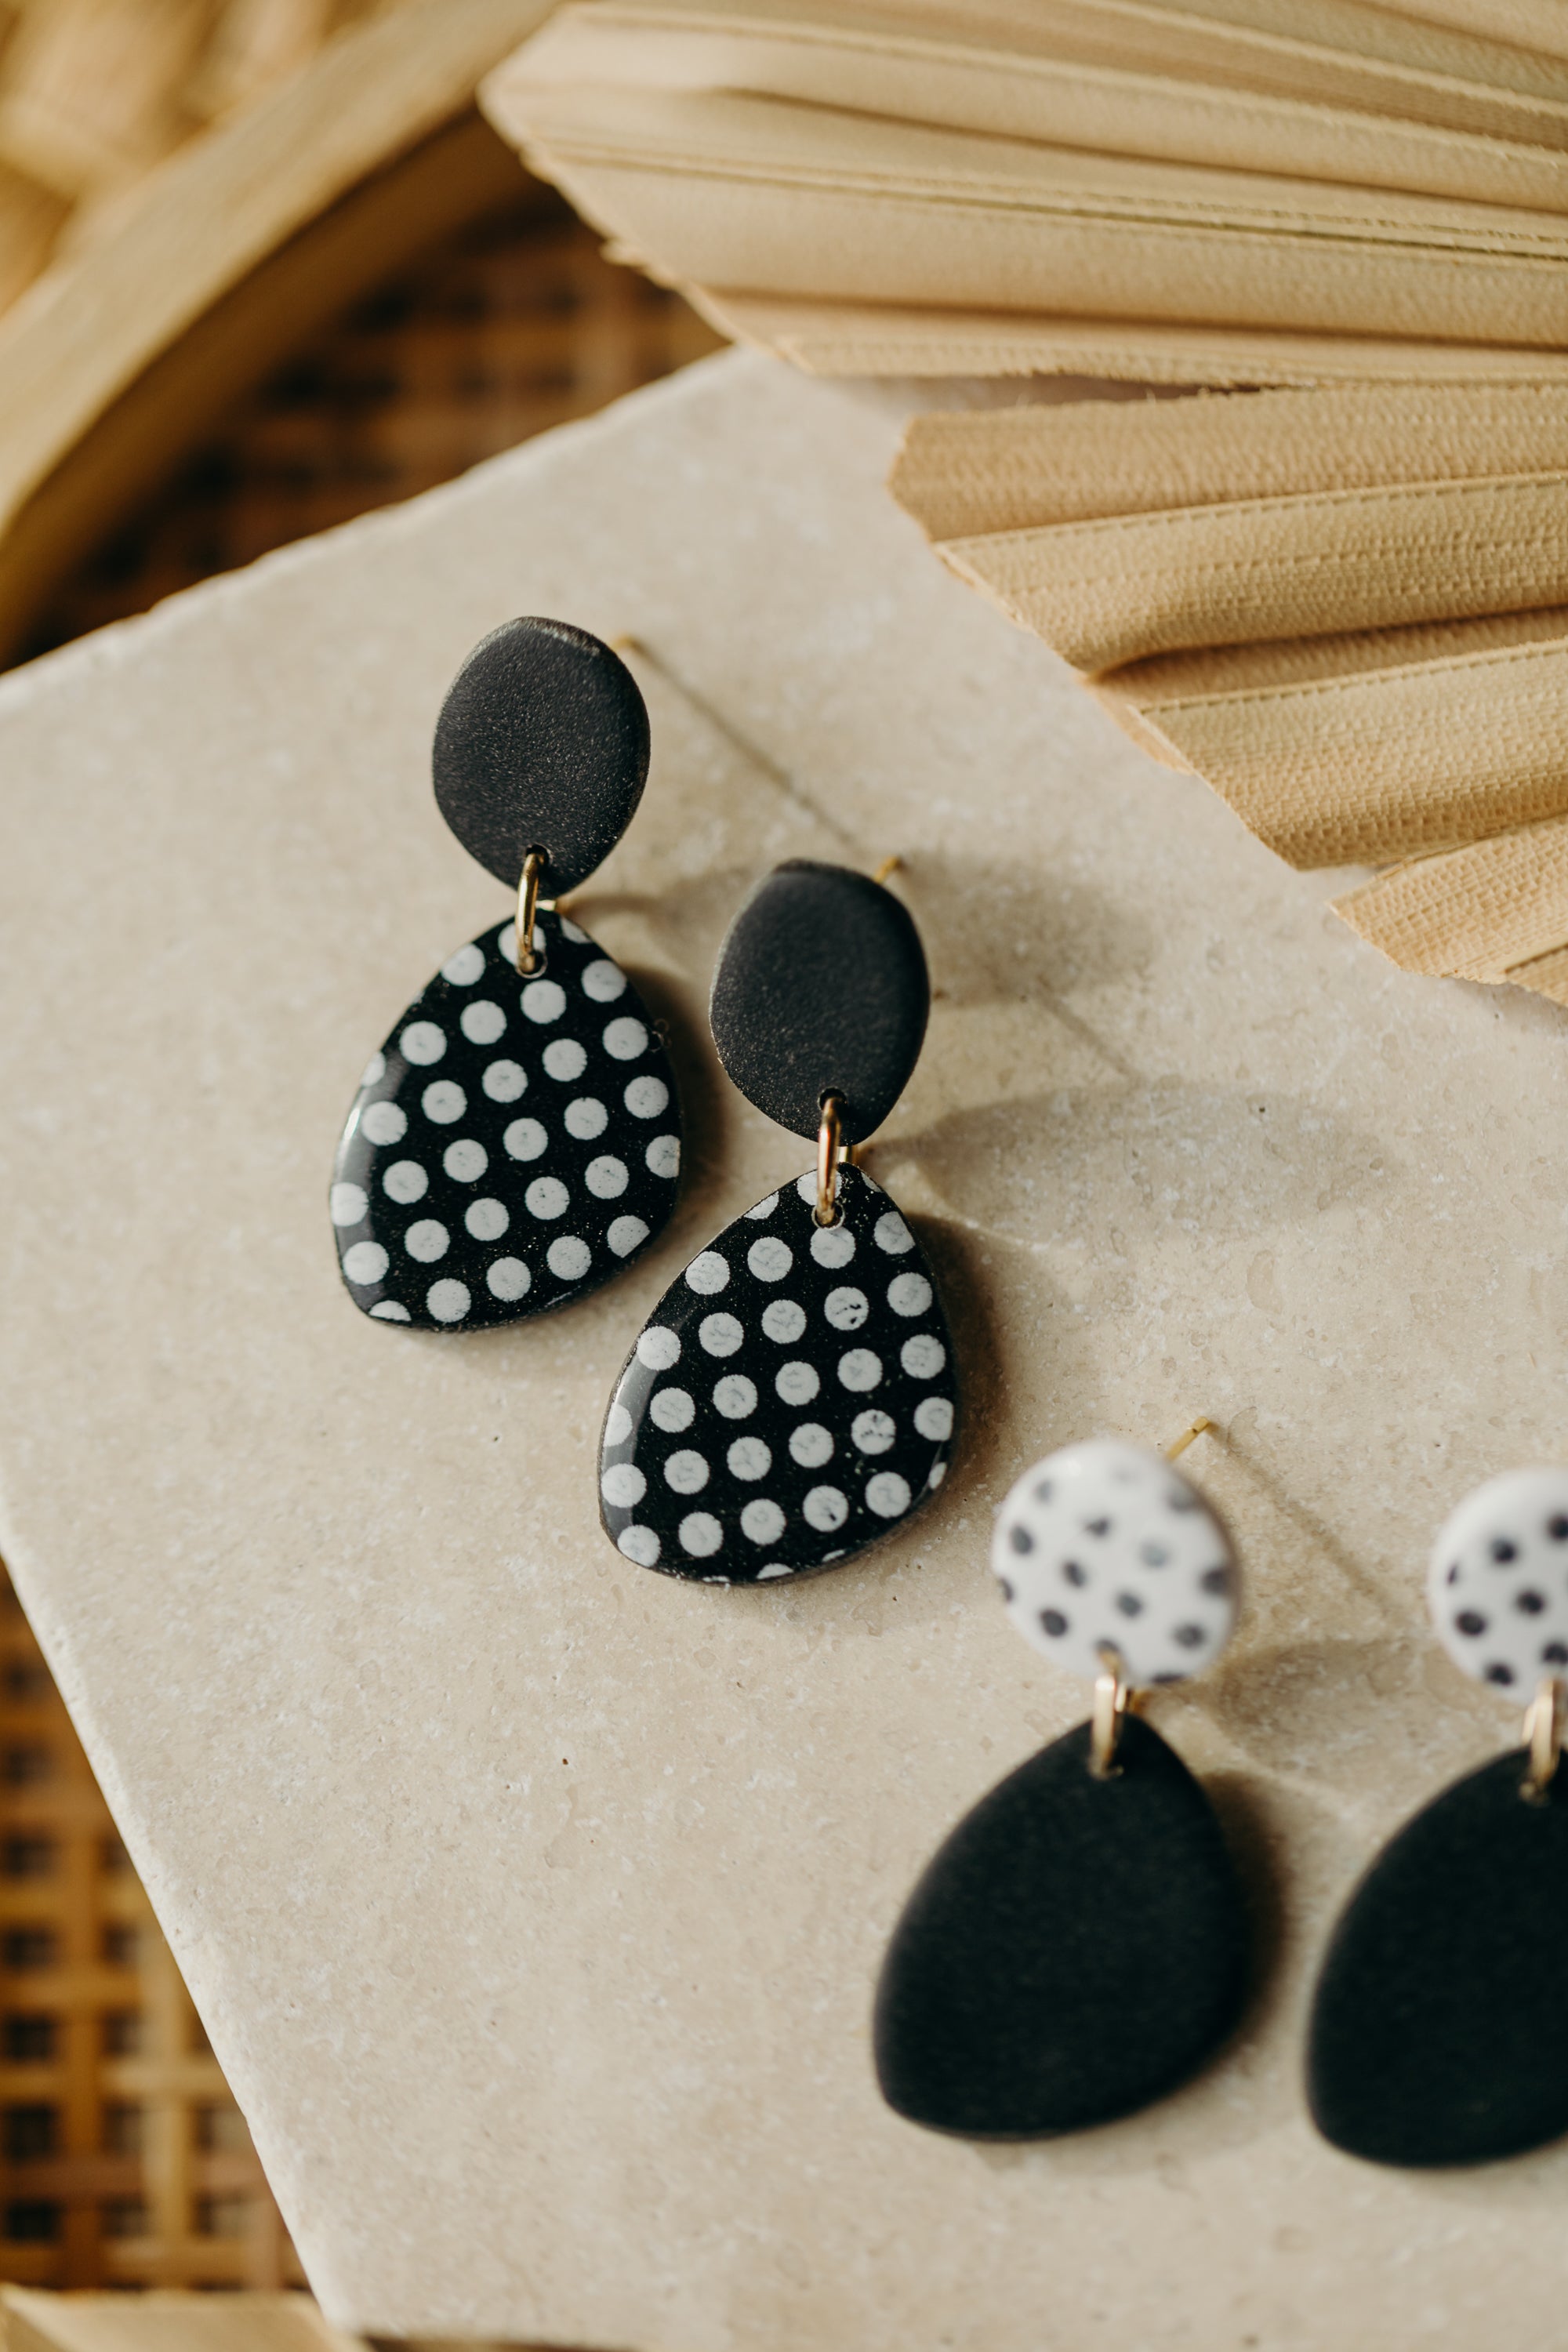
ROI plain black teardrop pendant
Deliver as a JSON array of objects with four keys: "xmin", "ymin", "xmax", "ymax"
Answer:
[
  {"xmin": 1308, "ymin": 1750, "xmax": 1568, "ymax": 2169},
  {"xmin": 874, "ymin": 1715, "xmax": 1247, "ymax": 2139}
]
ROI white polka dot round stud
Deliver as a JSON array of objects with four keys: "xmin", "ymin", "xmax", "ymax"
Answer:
[
  {"xmin": 599, "ymin": 859, "xmax": 956, "ymax": 1584},
  {"xmin": 329, "ymin": 619, "xmax": 683, "ymax": 1330},
  {"xmin": 1308, "ymin": 1466, "xmax": 1568, "ymax": 2171},
  {"xmin": 874, "ymin": 1422, "xmax": 1250, "ymax": 2140}
]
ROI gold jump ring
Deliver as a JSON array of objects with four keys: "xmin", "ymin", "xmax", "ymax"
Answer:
[
  {"xmin": 515, "ymin": 848, "xmax": 546, "ymax": 976},
  {"xmin": 815, "ymin": 1093, "xmax": 848, "ymax": 1228},
  {"xmin": 1089, "ymin": 1645, "xmax": 1131, "ymax": 1779},
  {"xmin": 1523, "ymin": 1675, "xmax": 1565, "ymax": 1802}
]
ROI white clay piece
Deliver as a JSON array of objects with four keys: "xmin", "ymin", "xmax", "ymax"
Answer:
[{"xmin": 990, "ymin": 1438, "xmax": 1239, "ymax": 1689}]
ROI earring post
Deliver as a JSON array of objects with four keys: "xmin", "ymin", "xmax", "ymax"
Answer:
[{"xmin": 1164, "ymin": 1416, "xmax": 1214, "ymax": 1462}]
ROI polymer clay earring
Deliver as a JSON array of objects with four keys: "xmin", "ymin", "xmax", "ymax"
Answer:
[
  {"xmin": 329, "ymin": 618, "xmax": 681, "ymax": 1329},
  {"xmin": 875, "ymin": 1428, "xmax": 1249, "ymax": 2139},
  {"xmin": 599, "ymin": 858, "xmax": 956, "ymax": 1583},
  {"xmin": 1308, "ymin": 1467, "xmax": 1568, "ymax": 2169}
]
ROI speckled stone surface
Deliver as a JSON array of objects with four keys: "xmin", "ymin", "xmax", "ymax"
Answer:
[{"xmin": 3, "ymin": 350, "xmax": 1568, "ymax": 2349}]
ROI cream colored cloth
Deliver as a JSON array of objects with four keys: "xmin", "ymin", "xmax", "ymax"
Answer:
[
  {"xmin": 481, "ymin": 1, "xmax": 1568, "ymax": 999},
  {"xmin": 887, "ymin": 387, "xmax": 1568, "ymax": 997},
  {"xmin": 484, "ymin": 0, "xmax": 1568, "ymax": 360},
  {"xmin": 691, "ymin": 296, "xmax": 1568, "ymax": 387}
]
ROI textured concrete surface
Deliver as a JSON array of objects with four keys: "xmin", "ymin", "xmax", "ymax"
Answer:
[{"xmin": 2, "ymin": 349, "xmax": 1567, "ymax": 2348}]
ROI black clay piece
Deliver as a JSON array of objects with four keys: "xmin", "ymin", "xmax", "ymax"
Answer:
[
  {"xmin": 331, "ymin": 909, "xmax": 680, "ymax": 1330},
  {"xmin": 1308, "ymin": 1748, "xmax": 1568, "ymax": 2168},
  {"xmin": 432, "ymin": 618, "xmax": 650, "ymax": 894},
  {"xmin": 600, "ymin": 1164, "xmax": 956, "ymax": 1581},
  {"xmin": 710, "ymin": 862, "xmax": 929, "ymax": 1144},
  {"xmin": 874, "ymin": 1715, "xmax": 1247, "ymax": 2139}
]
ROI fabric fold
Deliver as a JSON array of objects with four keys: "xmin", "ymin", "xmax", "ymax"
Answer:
[
  {"xmin": 1338, "ymin": 815, "xmax": 1568, "ymax": 988},
  {"xmin": 940, "ymin": 474, "xmax": 1568, "ymax": 673},
  {"xmin": 699, "ymin": 296, "xmax": 1568, "ymax": 387},
  {"xmin": 504, "ymin": 1, "xmax": 1568, "ymax": 211},
  {"xmin": 498, "ymin": 85, "xmax": 1568, "ymax": 346},
  {"xmin": 481, "ymin": 0, "xmax": 1568, "ymax": 1005}
]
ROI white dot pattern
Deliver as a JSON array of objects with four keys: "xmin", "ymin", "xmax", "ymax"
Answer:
[
  {"xmin": 331, "ymin": 910, "xmax": 681, "ymax": 1328},
  {"xmin": 599, "ymin": 1166, "xmax": 957, "ymax": 1583},
  {"xmin": 1428, "ymin": 1467, "xmax": 1568, "ymax": 1695},
  {"xmin": 991, "ymin": 1438, "xmax": 1239, "ymax": 1688}
]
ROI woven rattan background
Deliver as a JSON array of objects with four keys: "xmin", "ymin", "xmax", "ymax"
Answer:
[
  {"xmin": 0, "ymin": 1571, "xmax": 304, "ymax": 2292},
  {"xmin": 24, "ymin": 171, "xmax": 722, "ymax": 659}
]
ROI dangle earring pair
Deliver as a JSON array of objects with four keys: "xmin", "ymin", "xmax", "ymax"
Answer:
[
  {"xmin": 875, "ymin": 1440, "xmax": 1568, "ymax": 2171},
  {"xmin": 331, "ymin": 616, "xmax": 955, "ymax": 1586}
]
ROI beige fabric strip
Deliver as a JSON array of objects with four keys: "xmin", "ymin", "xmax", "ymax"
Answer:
[
  {"xmin": 508, "ymin": 85, "xmax": 1568, "ymax": 245},
  {"xmin": 1373, "ymin": 0, "xmax": 1568, "ymax": 68},
  {"xmin": 1337, "ymin": 813, "xmax": 1568, "ymax": 979},
  {"xmin": 1141, "ymin": 636, "xmax": 1568, "ymax": 866},
  {"xmin": 858, "ymin": 0, "xmax": 1568, "ymax": 110},
  {"xmin": 537, "ymin": 156, "xmax": 1568, "ymax": 347},
  {"xmin": 880, "ymin": 382, "xmax": 1568, "ymax": 992},
  {"xmin": 504, "ymin": 3, "xmax": 1568, "ymax": 210},
  {"xmin": 1110, "ymin": 605, "xmax": 1568, "ymax": 702},
  {"xmin": 939, "ymin": 474, "xmax": 1568, "ymax": 673},
  {"xmin": 699, "ymin": 295, "xmax": 1568, "ymax": 387},
  {"xmin": 499, "ymin": 1, "xmax": 1568, "ymax": 149},
  {"xmin": 891, "ymin": 383, "xmax": 1568, "ymax": 538},
  {"xmin": 1508, "ymin": 943, "xmax": 1568, "ymax": 1002}
]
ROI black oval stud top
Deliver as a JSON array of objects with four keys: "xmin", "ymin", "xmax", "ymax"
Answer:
[
  {"xmin": 710, "ymin": 862, "xmax": 930, "ymax": 1145},
  {"xmin": 432, "ymin": 617, "xmax": 650, "ymax": 894}
]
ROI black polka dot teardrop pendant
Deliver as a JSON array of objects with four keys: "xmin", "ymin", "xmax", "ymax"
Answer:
[
  {"xmin": 332, "ymin": 911, "xmax": 680, "ymax": 1329},
  {"xmin": 600, "ymin": 858, "xmax": 953, "ymax": 1583},
  {"xmin": 1308, "ymin": 1467, "xmax": 1568, "ymax": 2169},
  {"xmin": 601, "ymin": 1167, "xmax": 955, "ymax": 1580},
  {"xmin": 874, "ymin": 1439, "xmax": 1249, "ymax": 2137},
  {"xmin": 330, "ymin": 618, "xmax": 683, "ymax": 1329}
]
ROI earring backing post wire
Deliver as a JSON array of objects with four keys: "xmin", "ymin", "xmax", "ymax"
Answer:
[
  {"xmin": 1090, "ymin": 1645, "xmax": 1131, "ymax": 1779},
  {"xmin": 872, "ymin": 854, "xmax": 903, "ymax": 887},
  {"xmin": 1087, "ymin": 1420, "xmax": 1214, "ymax": 1778},
  {"xmin": 815, "ymin": 1093, "xmax": 849, "ymax": 1227},
  {"xmin": 516, "ymin": 849, "xmax": 546, "ymax": 976},
  {"xmin": 1522, "ymin": 1675, "xmax": 1566, "ymax": 1802}
]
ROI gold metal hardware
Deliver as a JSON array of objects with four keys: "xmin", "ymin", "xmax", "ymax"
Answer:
[
  {"xmin": 1083, "ymin": 1419, "xmax": 1215, "ymax": 1777},
  {"xmin": 1523, "ymin": 1675, "xmax": 1565, "ymax": 1802},
  {"xmin": 515, "ymin": 848, "xmax": 546, "ymax": 976},
  {"xmin": 815, "ymin": 1092, "xmax": 849, "ymax": 1227},
  {"xmin": 1089, "ymin": 1645, "xmax": 1131, "ymax": 1780}
]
